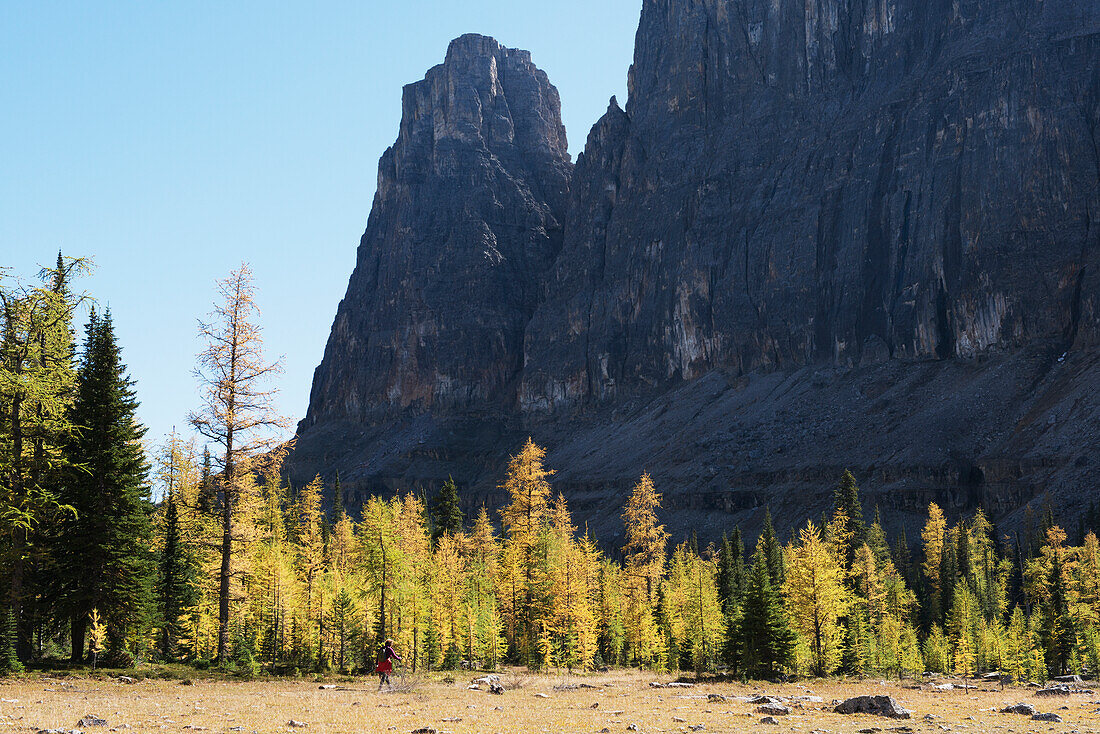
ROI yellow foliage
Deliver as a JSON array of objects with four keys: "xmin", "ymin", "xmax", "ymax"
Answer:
[{"xmin": 785, "ymin": 521, "xmax": 850, "ymax": 676}]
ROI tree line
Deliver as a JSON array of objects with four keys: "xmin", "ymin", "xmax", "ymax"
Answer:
[{"xmin": 2, "ymin": 258, "xmax": 1099, "ymax": 679}]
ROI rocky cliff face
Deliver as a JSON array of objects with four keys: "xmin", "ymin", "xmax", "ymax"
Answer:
[
  {"xmin": 291, "ymin": 5, "xmax": 1100, "ymax": 542},
  {"xmin": 522, "ymin": 0, "xmax": 1100, "ymax": 410},
  {"xmin": 300, "ymin": 34, "xmax": 571, "ymax": 430}
]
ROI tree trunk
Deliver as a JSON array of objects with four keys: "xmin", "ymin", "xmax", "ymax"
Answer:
[
  {"xmin": 217, "ymin": 478, "xmax": 232, "ymax": 663},
  {"xmin": 71, "ymin": 614, "xmax": 86, "ymax": 663}
]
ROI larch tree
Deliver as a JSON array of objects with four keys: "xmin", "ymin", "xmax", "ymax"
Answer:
[
  {"xmin": 431, "ymin": 532, "xmax": 467, "ymax": 668},
  {"xmin": 921, "ymin": 503, "xmax": 948, "ymax": 626},
  {"xmin": 294, "ymin": 476, "xmax": 325, "ymax": 665},
  {"xmin": 785, "ymin": 520, "xmax": 850, "ymax": 676},
  {"xmin": 622, "ymin": 472, "xmax": 668, "ymax": 665},
  {"xmin": 189, "ymin": 263, "xmax": 285, "ymax": 664},
  {"xmin": 466, "ymin": 506, "xmax": 504, "ymax": 668},
  {"xmin": 499, "ymin": 438, "xmax": 553, "ymax": 665},
  {"xmin": 0, "ymin": 255, "xmax": 86, "ymax": 665},
  {"xmin": 947, "ymin": 583, "xmax": 979, "ymax": 678}
]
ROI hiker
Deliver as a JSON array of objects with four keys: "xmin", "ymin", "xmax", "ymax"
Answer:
[{"xmin": 375, "ymin": 638, "xmax": 402, "ymax": 689}]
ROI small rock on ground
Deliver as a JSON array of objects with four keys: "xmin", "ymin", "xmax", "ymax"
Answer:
[
  {"xmin": 1031, "ymin": 712, "xmax": 1062, "ymax": 722},
  {"xmin": 759, "ymin": 716, "xmax": 780, "ymax": 725}
]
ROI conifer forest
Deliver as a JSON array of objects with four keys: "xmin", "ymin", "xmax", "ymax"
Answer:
[{"xmin": 2, "ymin": 259, "xmax": 1099, "ymax": 683}]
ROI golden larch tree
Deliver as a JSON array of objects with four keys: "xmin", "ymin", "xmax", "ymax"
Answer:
[
  {"xmin": 189, "ymin": 263, "xmax": 285, "ymax": 663},
  {"xmin": 499, "ymin": 438, "xmax": 554, "ymax": 665},
  {"xmin": 622, "ymin": 472, "xmax": 668, "ymax": 665},
  {"xmin": 785, "ymin": 520, "xmax": 850, "ymax": 676},
  {"xmin": 921, "ymin": 503, "xmax": 947, "ymax": 622}
]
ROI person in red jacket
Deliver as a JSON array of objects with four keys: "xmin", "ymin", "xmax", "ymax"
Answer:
[{"xmin": 375, "ymin": 638, "xmax": 402, "ymax": 689}]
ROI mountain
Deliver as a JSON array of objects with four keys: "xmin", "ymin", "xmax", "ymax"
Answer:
[{"xmin": 290, "ymin": 1, "xmax": 1100, "ymax": 545}]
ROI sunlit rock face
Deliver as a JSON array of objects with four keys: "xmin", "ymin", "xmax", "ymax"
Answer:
[
  {"xmin": 300, "ymin": 34, "xmax": 572, "ymax": 429},
  {"xmin": 521, "ymin": 0, "xmax": 1100, "ymax": 411},
  {"xmin": 291, "ymin": 3, "xmax": 1100, "ymax": 543}
]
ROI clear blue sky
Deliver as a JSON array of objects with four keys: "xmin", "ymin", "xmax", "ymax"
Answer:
[{"xmin": 1, "ymin": 1, "xmax": 640, "ymax": 452}]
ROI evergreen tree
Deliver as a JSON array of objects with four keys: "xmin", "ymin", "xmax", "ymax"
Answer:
[
  {"xmin": 331, "ymin": 470, "xmax": 343, "ymax": 518},
  {"xmin": 759, "ymin": 508, "xmax": 785, "ymax": 587},
  {"xmin": 430, "ymin": 476, "xmax": 463, "ymax": 544},
  {"xmin": 56, "ymin": 309, "xmax": 153, "ymax": 662},
  {"xmin": 738, "ymin": 539, "xmax": 794, "ymax": 678},
  {"xmin": 840, "ymin": 606, "xmax": 869, "ymax": 676},
  {"xmin": 159, "ymin": 489, "xmax": 196, "ymax": 660},
  {"xmin": 196, "ymin": 447, "xmax": 215, "ymax": 516},
  {"xmin": 717, "ymin": 530, "xmax": 746, "ymax": 615},
  {"xmin": 718, "ymin": 527, "xmax": 747, "ymax": 672},
  {"xmin": 834, "ymin": 470, "xmax": 866, "ymax": 568}
]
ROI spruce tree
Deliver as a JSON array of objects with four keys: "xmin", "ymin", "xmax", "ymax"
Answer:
[
  {"xmin": 57, "ymin": 309, "xmax": 153, "ymax": 662},
  {"xmin": 430, "ymin": 476, "xmax": 463, "ymax": 544},
  {"xmin": 737, "ymin": 540, "xmax": 794, "ymax": 678},
  {"xmin": 719, "ymin": 527, "xmax": 747, "ymax": 672},
  {"xmin": 332, "ymin": 470, "xmax": 343, "ymax": 517},
  {"xmin": 834, "ymin": 470, "xmax": 867, "ymax": 569},
  {"xmin": 840, "ymin": 607, "xmax": 869, "ymax": 676},
  {"xmin": 717, "ymin": 533, "xmax": 735, "ymax": 614},
  {"xmin": 760, "ymin": 508, "xmax": 785, "ymax": 586},
  {"xmin": 196, "ymin": 447, "xmax": 215, "ymax": 515},
  {"xmin": 730, "ymin": 527, "xmax": 746, "ymax": 600},
  {"xmin": 158, "ymin": 491, "xmax": 196, "ymax": 660}
]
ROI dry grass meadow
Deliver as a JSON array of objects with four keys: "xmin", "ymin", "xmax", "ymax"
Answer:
[{"xmin": 2, "ymin": 670, "xmax": 1097, "ymax": 734}]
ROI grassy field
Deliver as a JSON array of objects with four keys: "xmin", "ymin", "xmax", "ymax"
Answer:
[{"xmin": 1, "ymin": 670, "xmax": 1096, "ymax": 733}]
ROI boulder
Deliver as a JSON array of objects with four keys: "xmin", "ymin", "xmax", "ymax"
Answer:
[
  {"xmin": 755, "ymin": 705, "xmax": 791, "ymax": 716},
  {"xmin": 834, "ymin": 696, "xmax": 911, "ymax": 719},
  {"xmin": 1031, "ymin": 712, "xmax": 1062, "ymax": 722},
  {"xmin": 1035, "ymin": 686, "xmax": 1071, "ymax": 697},
  {"xmin": 1000, "ymin": 703, "xmax": 1037, "ymax": 715}
]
